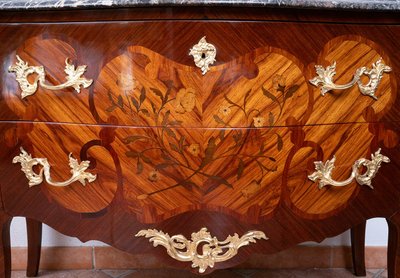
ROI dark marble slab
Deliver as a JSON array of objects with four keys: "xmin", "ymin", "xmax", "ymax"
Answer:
[{"xmin": 0, "ymin": 0, "xmax": 399, "ymax": 11}]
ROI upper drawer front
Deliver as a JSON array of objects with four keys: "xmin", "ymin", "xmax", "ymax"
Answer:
[{"xmin": 1, "ymin": 21, "xmax": 398, "ymax": 127}]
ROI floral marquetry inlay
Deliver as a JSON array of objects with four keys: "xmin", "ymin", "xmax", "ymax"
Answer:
[
  {"xmin": 92, "ymin": 46, "xmax": 310, "ymax": 222},
  {"xmin": 174, "ymin": 88, "xmax": 196, "ymax": 114},
  {"xmin": 89, "ymin": 39, "xmax": 393, "ymax": 223}
]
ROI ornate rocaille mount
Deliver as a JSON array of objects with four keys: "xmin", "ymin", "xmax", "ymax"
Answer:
[
  {"xmin": 309, "ymin": 58, "xmax": 391, "ymax": 100},
  {"xmin": 189, "ymin": 36, "xmax": 216, "ymax": 75},
  {"xmin": 12, "ymin": 147, "xmax": 97, "ymax": 187},
  {"xmin": 135, "ymin": 227, "xmax": 268, "ymax": 273},
  {"xmin": 308, "ymin": 148, "xmax": 390, "ymax": 189},
  {"xmin": 8, "ymin": 55, "xmax": 93, "ymax": 99}
]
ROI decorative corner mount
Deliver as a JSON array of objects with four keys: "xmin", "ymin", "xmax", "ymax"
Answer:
[
  {"xmin": 13, "ymin": 147, "xmax": 97, "ymax": 187},
  {"xmin": 309, "ymin": 58, "xmax": 391, "ymax": 100},
  {"xmin": 189, "ymin": 36, "xmax": 216, "ymax": 75},
  {"xmin": 308, "ymin": 148, "xmax": 390, "ymax": 189},
  {"xmin": 135, "ymin": 227, "xmax": 267, "ymax": 273},
  {"xmin": 9, "ymin": 55, "xmax": 93, "ymax": 99}
]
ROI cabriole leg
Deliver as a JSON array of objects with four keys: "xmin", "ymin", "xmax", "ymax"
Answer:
[
  {"xmin": 387, "ymin": 212, "xmax": 400, "ymax": 278},
  {"xmin": 351, "ymin": 221, "xmax": 366, "ymax": 276},
  {"xmin": 26, "ymin": 218, "xmax": 42, "ymax": 277},
  {"xmin": 0, "ymin": 211, "xmax": 12, "ymax": 278}
]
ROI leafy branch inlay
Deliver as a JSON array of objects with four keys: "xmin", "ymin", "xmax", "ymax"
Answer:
[{"xmin": 106, "ymin": 74, "xmax": 298, "ymax": 199}]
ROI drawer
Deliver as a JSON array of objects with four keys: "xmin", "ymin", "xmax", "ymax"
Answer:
[
  {"xmin": 1, "ymin": 121, "xmax": 397, "ymax": 224},
  {"xmin": 1, "ymin": 21, "xmax": 398, "ymax": 127},
  {"xmin": 2, "ymin": 119, "xmax": 399, "ymax": 274}
]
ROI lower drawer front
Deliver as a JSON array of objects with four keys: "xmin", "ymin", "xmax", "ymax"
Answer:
[
  {"xmin": 1, "ymin": 121, "xmax": 396, "ymax": 224},
  {"xmin": 1, "ymin": 121, "xmax": 399, "ymax": 273}
]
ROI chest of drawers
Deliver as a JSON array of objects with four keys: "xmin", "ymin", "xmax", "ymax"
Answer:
[{"xmin": 0, "ymin": 4, "xmax": 399, "ymax": 277}]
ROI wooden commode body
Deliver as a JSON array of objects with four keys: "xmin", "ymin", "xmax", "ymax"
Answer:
[{"xmin": 0, "ymin": 4, "xmax": 399, "ymax": 277}]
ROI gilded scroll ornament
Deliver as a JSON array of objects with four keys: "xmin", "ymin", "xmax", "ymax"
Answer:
[
  {"xmin": 9, "ymin": 55, "xmax": 93, "ymax": 99},
  {"xmin": 135, "ymin": 227, "xmax": 267, "ymax": 273},
  {"xmin": 13, "ymin": 147, "xmax": 97, "ymax": 187},
  {"xmin": 308, "ymin": 148, "xmax": 390, "ymax": 189},
  {"xmin": 189, "ymin": 36, "xmax": 216, "ymax": 75},
  {"xmin": 309, "ymin": 58, "xmax": 391, "ymax": 100}
]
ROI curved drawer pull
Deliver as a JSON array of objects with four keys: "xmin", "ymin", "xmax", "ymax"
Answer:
[
  {"xmin": 12, "ymin": 147, "xmax": 97, "ymax": 187},
  {"xmin": 309, "ymin": 58, "xmax": 391, "ymax": 100},
  {"xmin": 189, "ymin": 36, "xmax": 216, "ymax": 75},
  {"xmin": 308, "ymin": 148, "xmax": 390, "ymax": 189},
  {"xmin": 136, "ymin": 227, "xmax": 267, "ymax": 273},
  {"xmin": 9, "ymin": 55, "xmax": 93, "ymax": 99}
]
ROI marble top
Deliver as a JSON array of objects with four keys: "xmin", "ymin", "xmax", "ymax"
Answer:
[{"xmin": 0, "ymin": 0, "xmax": 399, "ymax": 11}]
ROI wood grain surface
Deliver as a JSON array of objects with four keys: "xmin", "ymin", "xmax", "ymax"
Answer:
[
  {"xmin": 0, "ymin": 7, "xmax": 400, "ymax": 275},
  {"xmin": 0, "ymin": 22, "xmax": 399, "ymax": 126}
]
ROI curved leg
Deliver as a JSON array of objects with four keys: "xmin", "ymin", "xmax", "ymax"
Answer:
[
  {"xmin": 0, "ymin": 211, "xmax": 12, "ymax": 278},
  {"xmin": 26, "ymin": 218, "xmax": 42, "ymax": 277},
  {"xmin": 387, "ymin": 212, "xmax": 400, "ymax": 278},
  {"xmin": 351, "ymin": 221, "xmax": 366, "ymax": 276}
]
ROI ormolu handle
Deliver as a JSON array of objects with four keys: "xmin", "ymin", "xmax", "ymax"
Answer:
[
  {"xmin": 309, "ymin": 58, "xmax": 391, "ymax": 100},
  {"xmin": 13, "ymin": 147, "xmax": 97, "ymax": 187},
  {"xmin": 136, "ymin": 227, "xmax": 267, "ymax": 273},
  {"xmin": 308, "ymin": 148, "xmax": 389, "ymax": 189},
  {"xmin": 9, "ymin": 55, "xmax": 93, "ymax": 99}
]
